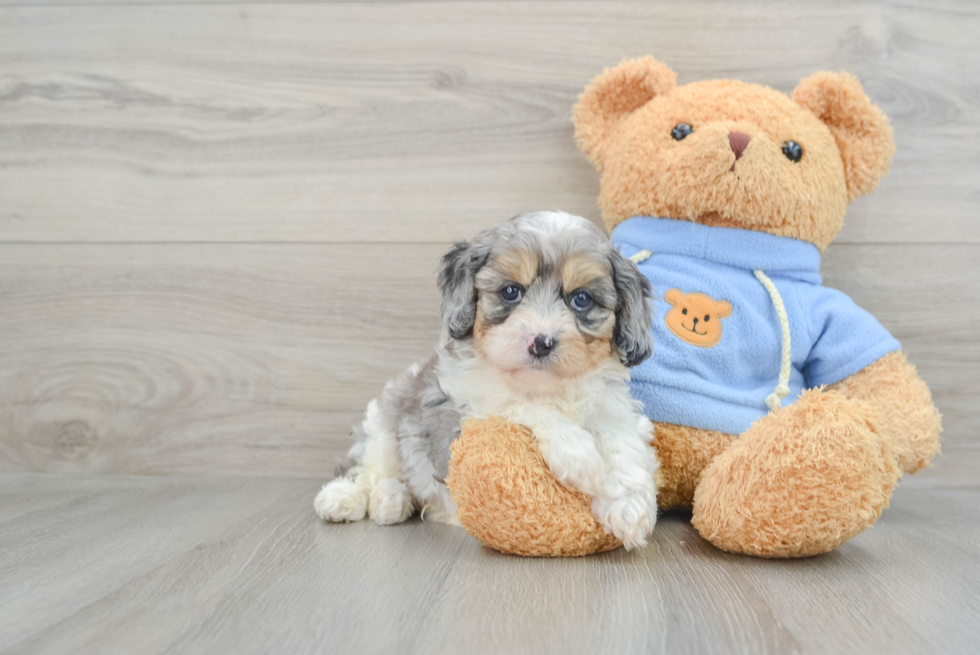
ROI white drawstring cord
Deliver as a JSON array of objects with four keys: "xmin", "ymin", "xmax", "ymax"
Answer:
[
  {"xmin": 754, "ymin": 269, "xmax": 791, "ymax": 411},
  {"xmin": 629, "ymin": 249, "xmax": 652, "ymax": 264},
  {"xmin": 630, "ymin": 248, "xmax": 790, "ymax": 411}
]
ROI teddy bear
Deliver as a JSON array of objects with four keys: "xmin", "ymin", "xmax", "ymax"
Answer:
[{"xmin": 445, "ymin": 57, "xmax": 942, "ymax": 558}]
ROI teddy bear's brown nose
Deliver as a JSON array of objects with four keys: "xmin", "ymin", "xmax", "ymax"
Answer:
[{"xmin": 728, "ymin": 131, "xmax": 751, "ymax": 159}]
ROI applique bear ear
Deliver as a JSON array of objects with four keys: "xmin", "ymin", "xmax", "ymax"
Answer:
[
  {"xmin": 713, "ymin": 299, "xmax": 733, "ymax": 319},
  {"xmin": 573, "ymin": 56, "xmax": 677, "ymax": 170},
  {"xmin": 792, "ymin": 72, "xmax": 896, "ymax": 201}
]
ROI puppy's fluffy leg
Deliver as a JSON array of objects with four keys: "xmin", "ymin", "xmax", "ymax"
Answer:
[
  {"xmin": 315, "ymin": 398, "xmax": 414, "ymax": 525},
  {"xmin": 506, "ymin": 404, "xmax": 608, "ymax": 498},
  {"xmin": 398, "ymin": 417, "xmax": 460, "ymax": 526},
  {"xmin": 368, "ymin": 478, "xmax": 414, "ymax": 525},
  {"xmin": 588, "ymin": 388, "xmax": 659, "ymax": 549}
]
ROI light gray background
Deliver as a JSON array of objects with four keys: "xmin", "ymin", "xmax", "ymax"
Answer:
[{"xmin": 1, "ymin": 1, "xmax": 977, "ymax": 653}]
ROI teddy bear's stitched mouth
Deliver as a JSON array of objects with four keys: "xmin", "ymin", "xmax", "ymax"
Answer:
[{"xmin": 681, "ymin": 323, "xmax": 708, "ymax": 336}]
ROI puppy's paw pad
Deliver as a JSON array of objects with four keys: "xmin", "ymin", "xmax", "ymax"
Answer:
[
  {"xmin": 314, "ymin": 479, "xmax": 369, "ymax": 522},
  {"xmin": 369, "ymin": 478, "xmax": 414, "ymax": 525}
]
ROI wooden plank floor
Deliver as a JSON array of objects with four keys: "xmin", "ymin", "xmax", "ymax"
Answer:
[
  {"xmin": 1, "ymin": 0, "xmax": 979, "ymax": 652},
  {"xmin": 1, "ymin": 471, "xmax": 978, "ymax": 655}
]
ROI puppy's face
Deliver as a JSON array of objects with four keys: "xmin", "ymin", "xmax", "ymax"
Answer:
[{"xmin": 438, "ymin": 212, "xmax": 653, "ymax": 381}]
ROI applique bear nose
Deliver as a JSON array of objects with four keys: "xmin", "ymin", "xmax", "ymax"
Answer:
[{"xmin": 728, "ymin": 132, "xmax": 751, "ymax": 159}]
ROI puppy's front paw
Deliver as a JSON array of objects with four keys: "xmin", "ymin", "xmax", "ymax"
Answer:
[
  {"xmin": 541, "ymin": 439, "xmax": 606, "ymax": 497},
  {"xmin": 592, "ymin": 491, "xmax": 657, "ymax": 550}
]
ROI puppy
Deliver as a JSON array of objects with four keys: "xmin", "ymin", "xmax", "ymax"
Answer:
[{"xmin": 314, "ymin": 211, "xmax": 659, "ymax": 548}]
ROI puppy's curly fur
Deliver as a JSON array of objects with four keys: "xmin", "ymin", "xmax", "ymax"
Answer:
[{"xmin": 314, "ymin": 211, "xmax": 659, "ymax": 548}]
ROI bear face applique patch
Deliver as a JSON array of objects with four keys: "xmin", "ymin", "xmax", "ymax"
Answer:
[{"xmin": 664, "ymin": 289, "xmax": 732, "ymax": 348}]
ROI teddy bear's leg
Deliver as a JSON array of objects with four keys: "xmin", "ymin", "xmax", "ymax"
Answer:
[
  {"xmin": 691, "ymin": 388, "xmax": 901, "ymax": 558},
  {"xmin": 828, "ymin": 351, "xmax": 941, "ymax": 474},
  {"xmin": 652, "ymin": 422, "xmax": 737, "ymax": 509}
]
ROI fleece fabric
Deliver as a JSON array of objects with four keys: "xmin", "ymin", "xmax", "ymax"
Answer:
[{"xmin": 612, "ymin": 216, "xmax": 901, "ymax": 435}]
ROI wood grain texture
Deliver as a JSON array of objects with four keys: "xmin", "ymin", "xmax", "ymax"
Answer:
[
  {"xmin": 0, "ymin": 243, "xmax": 975, "ymax": 478},
  {"xmin": 0, "ymin": 2, "xmax": 977, "ymax": 653},
  {"xmin": 1, "ymin": 471, "xmax": 978, "ymax": 655},
  {"xmin": 0, "ymin": 243, "xmax": 443, "ymax": 476},
  {"xmin": 1, "ymin": 0, "xmax": 978, "ymax": 243}
]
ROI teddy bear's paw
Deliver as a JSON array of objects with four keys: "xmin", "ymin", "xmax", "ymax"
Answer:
[
  {"xmin": 368, "ymin": 478, "xmax": 415, "ymax": 525},
  {"xmin": 692, "ymin": 389, "xmax": 901, "ymax": 558},
  {"xmin": 592, "ymin": 490, "xmax": 657, "ymax": 550},
  {"xmin": 314, "ymin": 478, "xmax": 369, "ymax": 522}
]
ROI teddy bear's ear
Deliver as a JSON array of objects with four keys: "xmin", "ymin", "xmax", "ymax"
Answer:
[
  {"xmin": 792, "ymin": 72, "xmax": 895, "ymax": 201},
  {"xmin": 664, "ymin": 288, "xmax": 682, "ymax": 306},
  {"xmin": 573, "ymin": 56, "xmax": 677, "ymax": 169}
]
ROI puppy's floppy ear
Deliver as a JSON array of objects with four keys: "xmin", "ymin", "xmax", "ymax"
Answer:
[
  {"xmin": 608, "ymin": 250, "xmax": 654, "ymax": 367},
  {"xmin": 437, "ymin": 240, "xmax": 489, "ymax": 340},
  {"xmin": 573, "ymin": 56, "xmax": 677, "ymax": 170},
  {"xmin": 793, "ymin": 71, "xmax": 895, "ymax": 201}
]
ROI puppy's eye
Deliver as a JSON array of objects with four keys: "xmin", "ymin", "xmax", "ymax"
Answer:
[
  {"xmin": 704, "ymin": 315, "xmax": 711, "ymax": 322},
  {"xmin": 500, "ymin": 284, "xmax": 523, "ymax": 303},
  {"xmin": 681, "ymin": 308, "xmax": 688, "ymax": 315},
  {"xmin": 671, "ymin": 123, "xmax": 693, "ymax": 140},
  {"xmin": 782, "ymin": 140, "xmax": 803, "ymax": 162},
  {"xmin": 570, "ymin": 291, "xmax": 593, "ymax": 312}
]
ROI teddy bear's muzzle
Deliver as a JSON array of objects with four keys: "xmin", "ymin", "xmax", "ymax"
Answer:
[{"xmin": 728, "ymin": 131, "xmax": 752, "ymax": 160}]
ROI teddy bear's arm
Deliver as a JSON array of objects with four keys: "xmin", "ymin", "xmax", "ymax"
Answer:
[{"xmin": 827, "ymin": 351, "xmax": 941, "ymax": 473}]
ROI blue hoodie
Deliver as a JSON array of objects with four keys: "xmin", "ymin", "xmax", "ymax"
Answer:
[{"xmin": 612, "ymin": 217, "xmax": 900, "ymax": 436}]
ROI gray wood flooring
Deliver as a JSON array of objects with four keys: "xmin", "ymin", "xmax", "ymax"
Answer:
[
  {"xmin": 2, "ymin": 471, "xmax": 978, "ymax": 655},
  {"xmin": 1, "ymin": 0, "xmax": 978, "ymax": 653}
]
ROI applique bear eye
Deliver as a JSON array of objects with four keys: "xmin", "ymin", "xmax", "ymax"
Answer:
[
  {"xmin": 671, "ymin": 123, "xmax": 693, "ymax": 140},
  {"xmin": 782, "ymin": 140, "xmax": 803, "ymax": 162}
]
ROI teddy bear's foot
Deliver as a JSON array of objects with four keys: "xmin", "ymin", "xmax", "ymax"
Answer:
[
  {"xmin": 829, "ymin": 351, "xmax": 942, "ymax": 474},
  {"xmin": 691, "ymin": 389, "xmax": 902, "ymax": 558}
]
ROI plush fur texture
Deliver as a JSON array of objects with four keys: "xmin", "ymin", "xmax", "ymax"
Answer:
[
  {"xmin": 652, "ymin": 422, "xmax": 736, "ymax": 509},
  {"xmin": 447, "ymin": 57, "xmax": 941, "ymax": 559},
  {"xmin": 828, "ymin": 351, "xmax": 942, "ymax": 474},
  {"xmin": 447, "ymin": 417, "xmax": 621, "ymax": 557},
  {"xmin": 692, "ymin": 389, "xmax": 901, "ymax": 558},
  {"xmin": 573, "ymin": 57, "xmax": 894, "ymax": 251}
]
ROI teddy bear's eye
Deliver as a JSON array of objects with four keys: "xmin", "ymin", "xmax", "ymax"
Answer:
[
  {"xmin": 782, "ymin": 140, "xmax": 803, "ymax": 162},
  {"xmin": 681, "ymin": 308, "xmax": 688, "ymax": 315},
  {"xmin": 671, "ymin": 123, "xmax": 693, "ymax": 141},
  {"xmin": 704, "ymin": 315, "xmax": 710, "ymax": 322}
]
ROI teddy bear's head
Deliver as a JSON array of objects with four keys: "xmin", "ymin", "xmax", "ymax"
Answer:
[{"xmin": 572, "ymin": 57, "xmax": 895, "ymax": 250}]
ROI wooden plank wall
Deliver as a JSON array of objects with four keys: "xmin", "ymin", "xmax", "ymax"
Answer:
[{"xmin": 1, "ymin": 1, "xmax": 977, "ymax": 478}]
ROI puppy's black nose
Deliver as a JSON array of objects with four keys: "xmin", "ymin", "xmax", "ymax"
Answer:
[{"xmin": 529, "ymin": 334, "xmax": 556, "ymax": 357}]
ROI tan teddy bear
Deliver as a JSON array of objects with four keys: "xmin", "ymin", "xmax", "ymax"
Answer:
[{"xmin": 446, "ymin": 57, "xmax": 941, "ymax": 558}]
